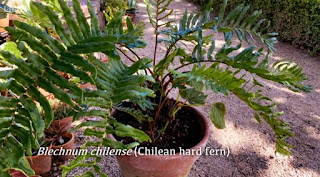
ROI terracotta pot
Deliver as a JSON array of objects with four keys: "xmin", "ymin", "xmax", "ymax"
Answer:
[
  {"xmin": 52, "ymin": 133, "xmax": 75, "ymax": 161},
  {"xmin": 0, "ymin": 14, "xmax": 9, "ymax": 33},
  {"xmin": 26, "ymin": 144, "xmax": 52, "ymax": 175},
  {"xmin": 38, "ymin": 88, "xmax": 55, "ymax": 100},
  {"xmin": 126, "ymin": 13, "xmax": 136, "ymax": 21},
  {"xmin": 109, "ymin": 106, "xmax": 210, "ymax": 177},
  {"xmin": 79, "ymin": 83, "xmax": 96, "ymax": 90},
  {"xmin": 47, "ymin": 116, "xmax": 73, "ymax": 134}
]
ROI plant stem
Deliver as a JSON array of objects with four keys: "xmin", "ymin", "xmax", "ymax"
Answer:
[
  {"xmin": 153, "ymin": 79, "xmax": 165, "ymax": 127},
  {"xmin": 121, "ymin": 44, "xmax": 154, "ymax": 75},
  {"xmin": 161, "ymin": 59, "xmax": 228, "ymax": 84},
  {"xmin": 153, "ymin": 0, "xmax": 161, "ymax": 66},
  {"xmin": 116, "ymin": 47, "xmax": 136, "ymax": 63},
  {"xmin": 153, "ymin": 34, "xmax": 158, "ymax": 66},
  {"xmin": 117, "ymin": 46, "xmax": 154, "ymax": 75}
]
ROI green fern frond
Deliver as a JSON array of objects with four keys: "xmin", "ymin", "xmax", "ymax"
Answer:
[
  {"xmin": 114, "ymin": 103, "xmax": 153, "ymax": 123},
  {"xmin": 144, "ymin": 0, "xmax": 174, "ymax": 29},
  {"xmin": 0, "ymin": 0, "xmax": 153, "ymax": 175}
]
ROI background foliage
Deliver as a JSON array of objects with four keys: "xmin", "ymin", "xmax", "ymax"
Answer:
[{"xmin": 190, "ymin": 0, "xmax": 320, "ymax": 56}]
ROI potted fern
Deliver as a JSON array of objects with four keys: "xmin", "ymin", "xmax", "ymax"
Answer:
[
  {"xmin": 61, "ymin": 0, "xmax": 310, "ymax": 176},
  {"xmin": 26, "ymin": 139, "xmax": 53, "ymax": 175},
  {"xmin": 48, "ymin": 132, "xmax": 75, "ymax": 161},
  {"xmin": 89, "ymin": 0, "xmax": 310, "ymax": 176},
  {"xmin": 44, "ymin": 102, "xmax": 75, "ymax": 161},
  {"xmin": 0, "ymin": 0, "xmax": 311, "ymax": 176}
]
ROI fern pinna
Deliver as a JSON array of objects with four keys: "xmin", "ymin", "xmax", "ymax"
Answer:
[{"xmin": 0, "ymin": 0, "xmax": 152, "ymax": 176}]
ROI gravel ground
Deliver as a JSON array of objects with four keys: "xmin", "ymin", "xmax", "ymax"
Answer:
[{"xmin": 62, "ymin": 0, "xmax": 320, "ymax": 176}]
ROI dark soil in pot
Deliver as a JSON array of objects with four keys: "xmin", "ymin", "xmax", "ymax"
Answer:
[
  {"xmin": 52, "ymin": 133, "xmax": 75, "ymax": 161},
  {"xmin": 112, "ymin": 99, "xmax": 203, "ymax": 151},
  {"xmin": 53, "ymin": 136, "xmax": 71, "ymax": 146}
]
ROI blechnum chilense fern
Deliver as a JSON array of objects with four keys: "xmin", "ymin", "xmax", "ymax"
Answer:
[
  {"xmin": 123, "ymin": 0, "xmax": 311, "ymax": 155},
  {"xmin": 0, "ymin": 0, "xmax": 311, "ymax": 176}
]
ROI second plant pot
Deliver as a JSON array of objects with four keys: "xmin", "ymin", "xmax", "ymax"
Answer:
[
  {"xmin": 0, "ymin": 14, "xmax": 9, "ymax": 33},
  {"xmin": 109, "ymin": 106, "xmax": 210, "ymax": 177},
  {"xmin": 52, "ymin": 133, "xmax": 75, "ymax": 161},
  {"xmin": 47, "ymin": 116, "xmax": 73, "ymax": 134},
  {"xmin": 26, "ymin": 144, "xmax": 52, "ymax": 175}
]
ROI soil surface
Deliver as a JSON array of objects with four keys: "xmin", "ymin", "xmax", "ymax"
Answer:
[
  {"xmin": 52, "ymin": 136, "xmax": 71, "ymax": 146},
  {"xmin": 113, "ymin": 101, "xmax": 202, "ymax": 151},
  {"xmin": 60, "ymin": 0, "xmax": 320, "ymax": 177}
]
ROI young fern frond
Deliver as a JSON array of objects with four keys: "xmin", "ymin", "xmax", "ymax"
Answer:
[
  {"xmin": 144, "ymin": 0, "xmax": 174, "ymax": 29},
  {"xmin": 144, "ymin": 0, "xmax": 174, "ymax": 63}
]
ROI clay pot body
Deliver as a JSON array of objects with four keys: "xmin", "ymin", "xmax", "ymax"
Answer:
[
  {"xmin": 47, "ymin": 116, "xmax": 73, "ymax": 134},
  {"xmin": 0, "ymin": 14, "xmax": 9, "ymax": 33},
  {"xmin": 79, "ymin": 83, "xmax": 96, "ymax": 90},
  {"xmin": 26, "ymin": 144, "xmax": 52, "ymax": 175},
  {"xmin": 109, "ymin": 106, "xmax": 210, "ymax": 177},
  {"xmin": 52, "ymin": 133, "xmax": 75, "ymax": 161},
  {"xmin": 126, "ymin": 13, "xmax": 136, "ymax": 22}
]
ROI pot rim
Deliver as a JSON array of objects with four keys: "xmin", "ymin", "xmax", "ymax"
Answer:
[
  {"xmin": 109, "ymin": 106, "xmax": 211, "ymax": 160},
  {"xmin": 52, "ymin": 132, "xmax": 74, "ymax": 148},
  {"xmin": 27, "ymin": 143, "xmax": 53, "ymax": 159},
  {"xmin": 52, "ymin": 116, "xmax": 73, "ymax": 122}
]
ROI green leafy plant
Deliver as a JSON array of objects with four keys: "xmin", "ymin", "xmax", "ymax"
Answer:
[
  {"xmin": 0, "ymin": 0, "xmax": 152, "ymax": 176},
  {"xmin": 52, "ymin": 102, "xmax": 73, "ymax": 120},
  {"xmin": 101, "ymin": 0, "xmax": 128, "ymax": 14},
  {"xmin": 194, "ymin": 0, "xmax": 320, "ymax": 56},
  {"xmin": 132, "ymin": 0, "xmax": 310, "ymax": 155},
  {"xmin": 127, "ymin": 0, "xmax": 136, "ymax": 13},
  {"xmin": 65, "ymin": 2, "xmax": 312, "ymax": 174},
  {"xmin": 85, "ymin": 0, "xmax": 311, "ymax": 159},
  {"xmin": 0, "ymin": 0, "xmax": 63, "ymax": 30},
  {"xmin": 0, "ymin": 0, "xmax": 312, "ymax": 176},
  {"xmin": 0, "ymin": 1, "xmax": 11, "ymax": 19},
  {"xmin": 0, "ymin": 42, "xmax": 21, "ymax": 66}
]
